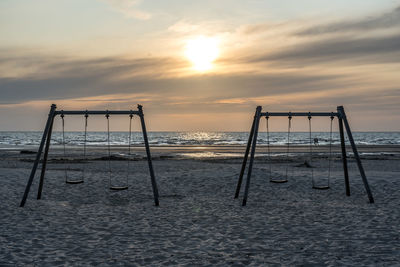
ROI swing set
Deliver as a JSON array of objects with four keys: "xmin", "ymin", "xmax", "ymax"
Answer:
[
  {"xmin": 20, "ymin": 104, "xmax": 159, "ymax": 207},
  {"xmin": 235, "ymin": 106, "xmax": 374, "ymax": 206}
]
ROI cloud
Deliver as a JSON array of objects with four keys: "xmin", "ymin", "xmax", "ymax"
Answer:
[
  {"xmin": 0, "ymin": 66, "xmax": 345, "ymax": 106},
  {"xmin": 245, "ymin": 34, "xmax": 400, "ymax": 66},
  {"xmin": 168, "ymin": 20, "xmax": 202, "ymax": 33},
  {"xmin": 167, "ymin": 20, "xmax": 231, "ymax": 41},
  {"xmin": 1, "ymin": 49, "xmax": 399, "ymax": 130},
  {"xmin": 297, "ymin": 5, "xmax": 400, "ymax": 36},
  {"xmin": 0, "ymin": 52, "xmax": 181, "ymax": 104},
  {"xmin": 1, "ymin": 36, "xmax": 399, "ymax": 116},
  {"xmin": 103, "ymin": 0, "xmax": 151, "ymax": 20},
  {"xmin": 2, "ymin": 4, "xmax": 400, "ymax": 130},
  {"xmin": 237, "ymin": 21, "xmax": 294, "ymax": 36},
  {"xmin": 227, "ymin": 5, "xmax": 400, "ymax": 68},
  {"xmin": 0, "ymin": 48, "xmax": 359, "ymax": 108}
]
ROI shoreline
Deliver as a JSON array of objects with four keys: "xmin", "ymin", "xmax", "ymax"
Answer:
[{"xmin": 1, "ymin": 144, "xmax": 400, "ymax": 162}]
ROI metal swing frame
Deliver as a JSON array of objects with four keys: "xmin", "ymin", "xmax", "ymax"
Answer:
[
  {"xmin": 20, "ymin": 104, "xmax": 159, "ymax": 207},
  {"xmin": 234, "ymin": 106, "xmax": 374, "ymax": 206}
]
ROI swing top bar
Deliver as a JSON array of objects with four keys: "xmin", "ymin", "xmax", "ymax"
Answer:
[
  {"xmin": 259, "ymin": 105, "xmax": 345, "ymax": 118},
  {"xmin": 52, "ymin": 104, "xmax": 144, "ymax": 116},
  {"xmin": 55, "ymin": 110, "xmax": 140, "ymax": 115},
  {"xmin": 261, "ymin": 112, "xmax": 338, "ymax": 117}
]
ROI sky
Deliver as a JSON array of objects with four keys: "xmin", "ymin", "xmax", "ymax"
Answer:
[{"xmin": 0, "ymin": 0, "xmax": 399, "ymax": 131}]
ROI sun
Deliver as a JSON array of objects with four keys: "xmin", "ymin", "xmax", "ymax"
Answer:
[{"xmin": 184, "ymin": 36, "xmax": 219, "ymax": 71}]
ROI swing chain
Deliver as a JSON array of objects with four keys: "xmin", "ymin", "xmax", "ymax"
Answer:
[
  {"xmin": 285, "ymin": 113, "xmax": 292, "ymax": 180},
  {"xmin": 105, "ymin": 111, "xmax": 112, "ymax": 187},
  {"xmin": 61, "ymin": 111, "xmax": 68, "ymax": 182},
  {"xmin": 82, "ymin": 111, "xmax": 88, "ymax": 181},
  {"xmin": 327, "ymin": 113, "xmax": 335, "ymax": 187},
  {"xmin": 265, "ymin": 115, "xmax": 272, "ymax": 181},
  {"xmin": 106, "ymin": 111, "xmax": 130, "ymax": 191},
  {"xmin": 308, "ymin": 113, "xmax": 315, "ymax": 186},
  {"xmin": 126, "ymin": 112, "xmax": 134, "ymax": 187}
]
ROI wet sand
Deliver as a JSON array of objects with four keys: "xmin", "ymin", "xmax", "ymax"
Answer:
[{"xmin": 0, "ymin": 145, "xmax": 399, "ymax": 265}]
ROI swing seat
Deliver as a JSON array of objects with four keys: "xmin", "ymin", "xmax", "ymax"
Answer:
[
  {"xmin": 110, "ymin": 186, "xmax": 128, "ymax": 191},
  {"xmin": 66, "ymin": 180, "xmax": 84, "ymax": 184},
  {"xmin": 270, "ymin": 179, "xmax": 288, "ymax": 183},
  {"xmin": 312, "ymin": 185, "xmax": 330, "ymax": 190}
]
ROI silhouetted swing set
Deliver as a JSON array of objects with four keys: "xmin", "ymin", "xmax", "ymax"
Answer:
[
  {"xmin": 20, "ymin": 104, "xmax": 159, "ymax": 207},
  {"xmin": 234, "ymin": 106, "xmax": 374, "ymax": 206},
  {"xmin": 20, "ymin": 104, "xmax": 374, "ymax": 208}
]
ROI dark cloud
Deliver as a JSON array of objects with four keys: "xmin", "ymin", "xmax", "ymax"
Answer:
[
  {"xmin": 0, "ymin": 51, "xmax": 350, "ymax": 105},
  {"xmin": 238, "ymin": 22, "xmax": 284, "ymax": 35},
  {"xmin": 297, "ymin": 5, "xmax": 400, "ymax": 36},
  {"xmin": 0, "ymin": 53, "xmax": 183, "ymax": 104},
  {"xmin": 285, "ymin": 88, "xmax": 400, "ymax": 110},
  {"xmin": 0, "ymin": 43, "xmax": 396, "ymax": 118},
  {"xmin": 236, "ymin": 6, "xmax": 400, "ymax": 67},
  {"xmin": 245, "ymin": 34, "xmax": 400, "ymax": 66}
]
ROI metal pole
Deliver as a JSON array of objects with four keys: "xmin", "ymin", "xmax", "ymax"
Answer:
[
  {"xmin": 260, "ymin": 112, "xmax": 339, "ymax": 117},
  {"xmin": 37, "ymin": 114, "xmax": 55, "ymax": 199},
  {"xmin": 138, "ymin": 105, "xmax": 159, "ymax": 206},
  {"xmin": 54, "ymin": 110, "xmax": 140, "ymax": 115},
  {"xmin": 338, "ymin": 115, "xmax": 351, "ymax": 196},
  {"xmin": 234, "ymin": 114, "xmax": 256, "ymax": 199},
  {"xmin": 20, "ymin": 104, "xmax": 57, "ymax": 207},
  {"xmin": 242, "ymin": 106, "xmax": 262, "ymax": 206},
  {"xmin": 338, "ymin": 106, "xmax": 374, "ymax": 203}
]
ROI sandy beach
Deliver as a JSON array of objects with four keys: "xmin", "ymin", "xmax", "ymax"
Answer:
[
  {"xmin": 1, "ymin": 145, "xmax": 399, "ymax": 265},
  {"xmin": 3, "ymin": 0, "xmax": 400, "ymax": 265}
]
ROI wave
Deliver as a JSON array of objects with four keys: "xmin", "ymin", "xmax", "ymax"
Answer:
[{"xmin": 0, "ymin": 131, "xmax": 399, "ymax": 147}]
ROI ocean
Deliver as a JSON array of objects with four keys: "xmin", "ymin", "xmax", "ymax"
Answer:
[{"xmin": 0, "ymin": 131, "xmax": 399, "ymax": 148}]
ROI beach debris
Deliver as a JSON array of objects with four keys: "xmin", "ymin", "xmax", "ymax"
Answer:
[
  {"xmin": 95, "ymin": 155, "xmax": 130, "ymax": 161},
  {"xmin": 20, "ymin": 150, "xmax": 37, "ymax": 154}
]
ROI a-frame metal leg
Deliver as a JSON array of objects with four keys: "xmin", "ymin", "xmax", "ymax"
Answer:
[
  {"xmin": 338, "ymin": 106, "xmax": 374, "ymax": 203},
  {"xmin": 242, "ymin": 106, "xmax": 262, "ymax": 206},
  {"xmin": 138, "ymin": 105, "xmax": 160, "ymax": 206},
  {"xmin": 20, "ymin": 104, "xmax": 57, "ymax": 207},
  {"xmin": 234, "ymin": 114, "xmax": 256, "ymax": 199},
  {"xmin": 37, "ymin": 114, "xmax": 55, "ymax": 199},
  {"xmin": 338, "ymin": 116, "xmax": 351, "ymax": 196}
]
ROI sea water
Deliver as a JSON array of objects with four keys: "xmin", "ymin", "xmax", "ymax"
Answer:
[{"xmin": 0, "ymin": 131, "xmax": 399, "ymax": 147}]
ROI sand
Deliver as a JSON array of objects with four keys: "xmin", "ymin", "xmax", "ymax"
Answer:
[{"xmin": 0, "ymin": 145, "xmax": 399, "ymax": 266}]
